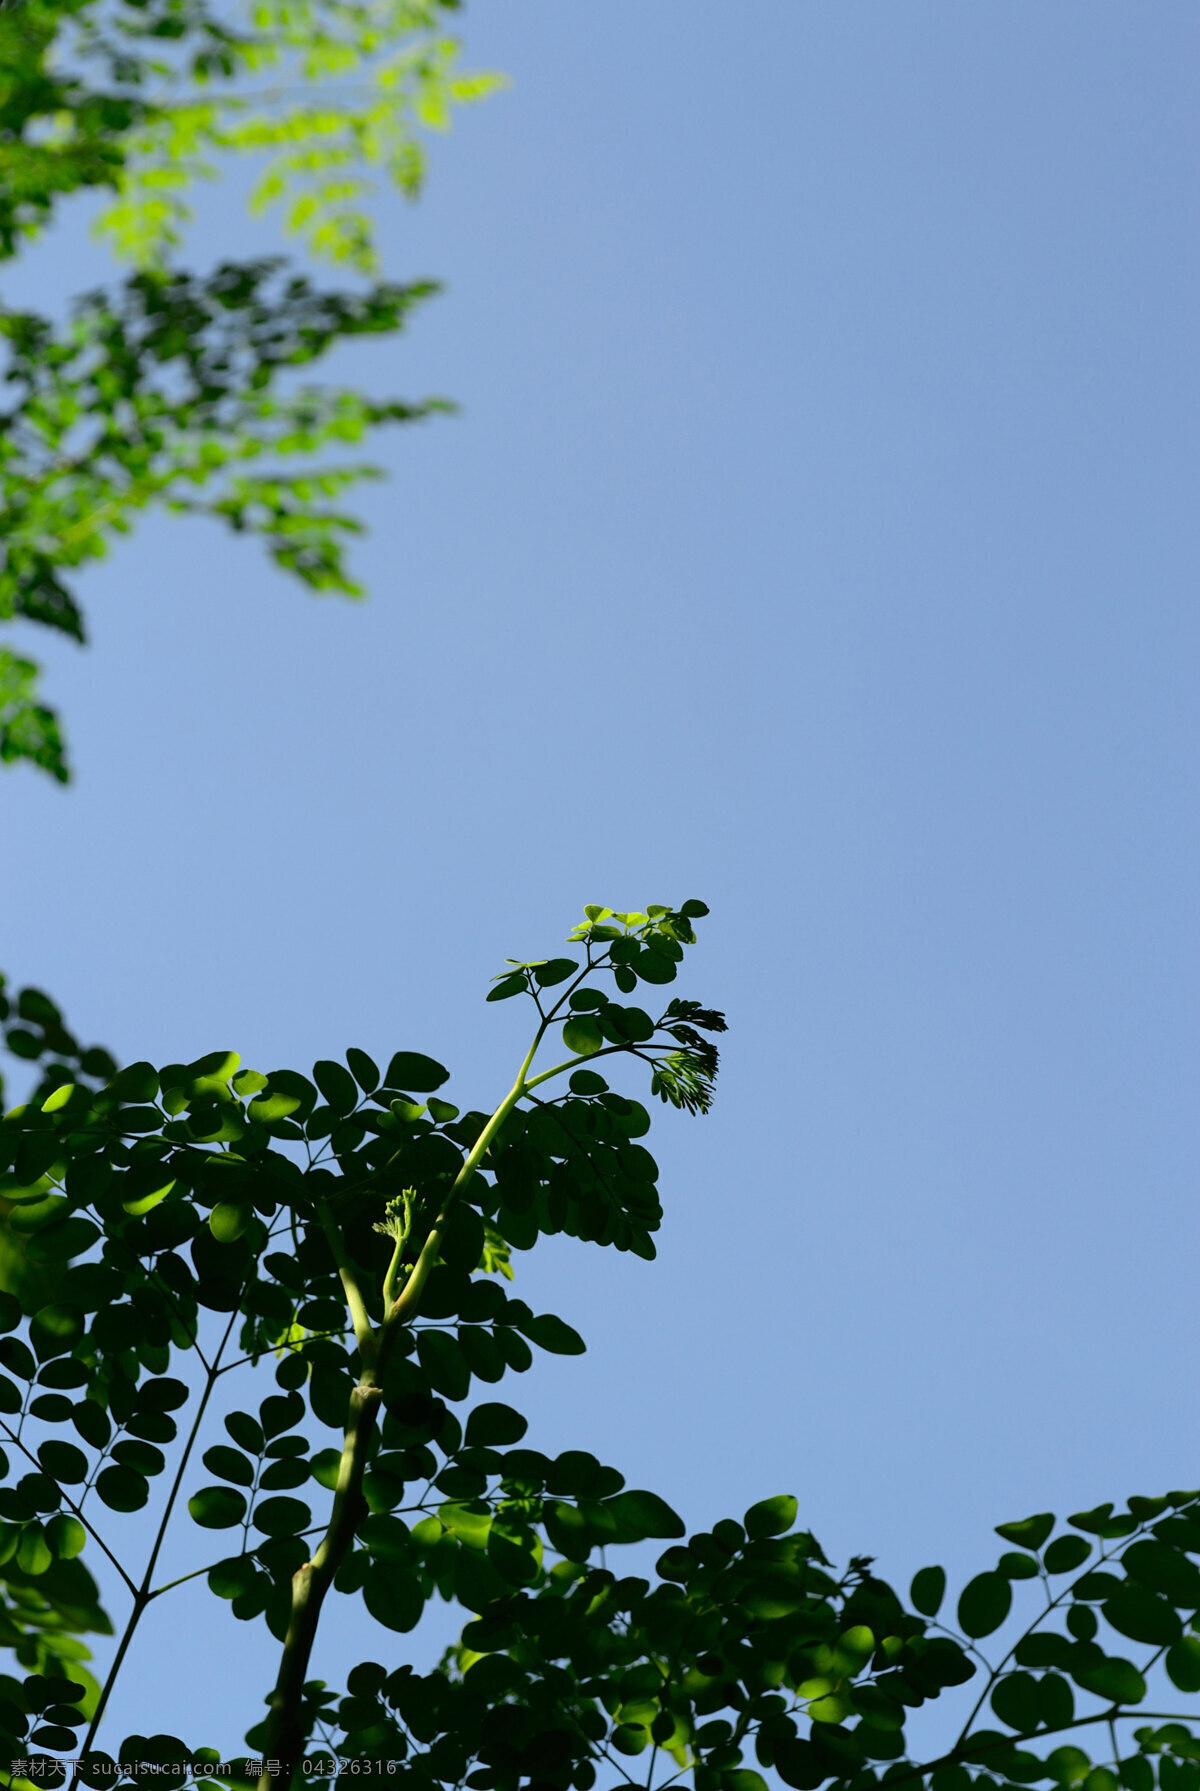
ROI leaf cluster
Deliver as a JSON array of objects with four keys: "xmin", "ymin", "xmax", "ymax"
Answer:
[
  {"xmin": 0, "ymin": 0, "xmax": 500, "ymax": 270},
  {"xmin": 0, "ymin": 259, "xmax": 442, "ymax": 778}
]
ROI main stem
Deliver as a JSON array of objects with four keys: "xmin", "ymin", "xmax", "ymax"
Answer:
[{"xmin": 257, "ymin": 1029, "xmax": 545, "ymax": 1785}]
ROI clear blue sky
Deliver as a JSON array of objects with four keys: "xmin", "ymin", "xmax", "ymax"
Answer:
[{"xmin": 3, "ymin": 0, "xmax": 1198, "ymax": 1759}]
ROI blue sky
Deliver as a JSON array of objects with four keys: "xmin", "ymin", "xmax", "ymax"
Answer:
[{"xmin": 3, "ymin": 0, "xmax": 1198, "ymax": 1760}]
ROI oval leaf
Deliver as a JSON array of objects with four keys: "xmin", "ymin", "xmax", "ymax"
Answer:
[
  {"xmin": 202, "ymin": 1446, "xmax": 255, "ymax": 1488},
  {"xmin": 252, "ymin": 1496, "xmax": 311, "ymax": 1537},
  {"xmin": 958, "ymin": 1570, "xmax": 1012, "ymax": 1638},
  {"xmin": 96, "ymin": 1466, "xmax": 150, "ymax": 1513},
  {"xmin": 744, "ymin": 1494, "xmax": 798, "ymax": 1539},
  {"xmin": 188, "ymin": 1486, "xmax": 247, "ymax": 1529},
  {"xmin": 561, "ymin": 1017, "xmax": 603, "ymax": 1058},
  {"xmin": 464, "ymin": 1403, "xmax": 528, "ymax": 1449},
  {"xmin": 384, "ymin": 1052, "xmax": 450, "ymax": 1093},
  {"xmin": 606, "ymin": 1489, "xmax": 685, "ymax": 1541},
  {"xmin": 525, "ymin": 1313, "xmax": 585, "ymax": 1356},
  {"xmin": 911, "ymin": 1565, "xmax": 947, "ymax": 1616}
]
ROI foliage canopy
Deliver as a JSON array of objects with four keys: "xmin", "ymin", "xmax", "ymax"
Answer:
[{"xmin": 0, "ymin": 4, "xmax": 1195, "ymax": 1787}]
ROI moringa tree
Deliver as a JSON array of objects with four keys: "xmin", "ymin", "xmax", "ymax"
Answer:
[{"xmin": 1, "ymin": 2, "xmax": 1198, "ymax": 1785}]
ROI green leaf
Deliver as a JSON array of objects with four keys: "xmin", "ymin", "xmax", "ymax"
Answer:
[
  {"xmin": 252, "ymin": 1497, "xmax": 311, "ymax": 1537},
  {"xmin": 1165, "ymin": 1636, "xmax": 1200, "ymax": 1693},
  {"xmin": 37, "ymin": 1441, "xmax": 88, "ymax": 1484},
  {"xmin": 226, "ymin": 1412, "xmax": 265, "ymax": 1455},
  {"xmin": 360, "ymin": 1514, "xmax": 413, "ymax": 1564},
  {"xmin": 533, "ymin": 959, "xmax": 578, "ymax": 987},
  {"xmin": 25, "ymin": 1217, "xmax": 100, "ymax": 1265},
  {"xmin": 29, "ymin": 1304, "xmax": 84, "ymax": 1360},
  {"xmin": 260, "ymin": 1392, "xmax": 304, "ymax": 1439},
  {"xmin": 313, "ymin": 1060, "xmax": 359, "ymax": 1115},
  {"xmin": 17, "ymin": 1524, "xmax": 52, "ymax": 1576},
  {"xmin": 362, "ymin": 1561, "xmax": 423, "ymax": 1633},
  {"xmin": 1040, "ymin": 1674, "xmax": 1074, "ymax": 1729},
  {"xmin": 911, "ymin": 1565, "xmax": 947, "ymax": 1616},
  {"xmin": 0, "ymin": 1337, "xmax": 34, "ymax": 1380},
  {"xmin": 45, "ymin": 1514, "xmax": 86, "ymax": 1560},
  {"xmin": 202, "ymin": 1446, "xmax": 255, "ymax": 1488},
  {"xmin": 111, "ymin": 1441, "xmax": 165, "ymax": 1477},
  {"xmin": 138, "ymin": 1378, "xmax": 188, "ymax": 1413},
  {"xmin": 487, "ymin": 1517, "xmax": 541, "ymax": 1586},
  {"xmin": 1044, "ymin": 1535, "xmax": 1091, "ymax": 1573},
  {"xmin": 606, "ymin": 1489, "xmax": 685, "ymax": 1541},
  {"xmin": 991, "ymin": 1672, "xmax": 1042, "ymax": 1733},
  {"xmin": 1070, "ymin": 1656, "xmax": 1145, "ymax": 1705},
  {"xmin": 996, "ymin": 1513, "xmax": 1055, "ymax": 1552},
  {"xmin": 260, "ymin": 1458, "xmax": 309, "ymax": 1491},
  {"xmin": 249, "ymin": 1070, "xmax": 318, "ymax": 1125},
  {"xmin": 487, "ymin": 974, "xmax": 527, "ymax": 1002},
  {"xmin": 569, "ymin": 1069, "xmax": 608, "ymax": 1094},
  {"xmin": 1069, "ymin": 1503, "xmax": 1137, "ymax": 1540},
  {"xmin": 231, "ymin": 1070, "xmax": 269, "ymax": 1098},
  {"xmin": 774, "ymin": 1740, "xmax": 825, "ymax": 1789},
  {"xmin": 744, "ymin": 1494, "xmax": 798, "ymax": 1539},
  {"xmin": 561, "ymin": 1016, "xmax": 603, "ymax": 1057},
  {"xmin": 417, "ymin": 1331, "xmax": 470, "ymax": 1402},
  {"xmin": 96, "ymin": 1466, "xmax": 150, "ymax": 1512},
  {"xmin": 999, "ymin": 1550, "xmax": 1040, "ymax": 1580},
  {"xmin": 464, "ymin": 1402, "xmax": 527, "ymax": 1448},
  {"xmin": 127, "ymin": 1411, "xmax": 177, "ymax": 1444},
  {"xmin": 524, "ymin": 1313, "xmax": 585, "ymax": 1356},
  {"xmin": 106, "ymin": 1063, "xmax": 160, "ymax": 1103},
  {"xmin": 72, "ymin": 1401, "xmax": 111, "ymax": 1449},
  {"xmin": 1047, "ymin": 1748, "xmax": 1093, "ymax": 1787},
  {"xmin": 958, "ymin": 1571, "xmax": 1013, "ymax": 1637},
  {"xmin": 493, "ymin": 1328, "xmax": 533, "ymax": 1373},
  {"xmin": 345, "ymin": 1049, "xmax": 380, "ymax": 1093},
  {"xmin": 633, "ymin": 946, "xmax": 677, "ymax": 984},
  {"xmin": 384, "ymin": 1053, "xmax": 450, "ymax": 1093},
  {"xmin": 188, "ymin": 1486, "xmax": 248, "ymax": 1529},
  {"xmin": 1122, "ymin": 1538, "xmax": 1200, "ymax": 1605},
  {"xmin": 310, "ymin": 1449, "xmax": 342, "ymax": 1492},
  {"xmin": 1102, "ymin": 1586, "xmax": 1182, "ymax": 1647},
  {"xmin": 210, "ymin": 1201, "xmax": 252, "ymax": 1243},
  {"xmin": 208, "ymin": 1556, "xmax": 260, "ymax": 1601}
]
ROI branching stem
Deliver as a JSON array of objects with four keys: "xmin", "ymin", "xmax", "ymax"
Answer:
[
  {"xmin": 256, "ymin": 1022, "xmax": 547, "ymax": 1784},
  {"xmin": 69, "ymin": 1306, "xmax": 240, "ymax": 1786}
]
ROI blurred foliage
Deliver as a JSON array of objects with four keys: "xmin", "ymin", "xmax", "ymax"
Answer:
[
  {"xmin": 1, "ymin": 0, "xmax": 497, "ymax": 778},
  {"xmin": 0, "ymin": 258, "xmax": 444, "ymax": 778},
  {"xmin": 0, "ymin": 0, "xmax": 500, "ymax": 270}
]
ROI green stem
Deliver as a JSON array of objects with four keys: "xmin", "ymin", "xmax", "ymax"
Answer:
[
  {"xmin": 381, "ymin": 1234, "xmax": 406, "ymax": 1309},
  {"xmin": 256, "ymin": 1023, "xmax": 548, "ymax": 1785},
  {"xmin": 386, "ymin": 1029, "xmax": 543, "ymax": 1327},
  {"xmin": 318, "ymin": 1202, "xmax": 378, "ymax": 1370},
  {"xmin": 256, "ymin": 1378, "xmax": 383, "ymax": 1783},
  {"xmin": 0, "ymin": 1417, "xmax": 136, "ymax": 1599}
]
